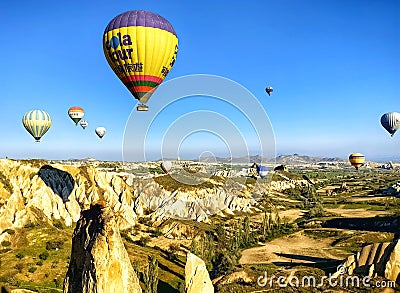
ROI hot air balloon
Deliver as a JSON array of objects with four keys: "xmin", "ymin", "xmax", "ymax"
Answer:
[
  {"xmin": 95, "ymin": 127, "xmax": 106, "ymax": 139},
  {"xmin": 80, "ymin": 120, "xmax": 88, "ymax": 129},
  {"xmin": 68, "ymin": 106, "xmax": 84, "ymax": 125},
  {"xmin": 257, "ymin": 165, "xmax": 268, "ymax": 178},
  {"xmin": 265, "ymin": 86, "xmax": 273, "ymax": 96},
  {"xmin": 349, "ymin": 153, "xmax": 365, "ymax": 170},
  {"xmin": 22, "ymin": 110, "xmax": 52, "ymax": 142},
  {"xmin": 103, "ymin": 10, "xmax": 179, "ymax": 111},
  {"xmin": 160, "ymin": 161, "xmax": 172, "ymax": 174},
  {"xmin": 380, "ymin": 112, "xmax": 400, "ymax": 137}
]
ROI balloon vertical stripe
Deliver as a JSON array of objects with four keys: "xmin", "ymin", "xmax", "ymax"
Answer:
[
  {"xmin": 22, "ymin": 110, "xmax": 52, "ymax": 142},
  {"xmin": 381, "ymin": 112, "xmax": 400, "ymax": 136}
]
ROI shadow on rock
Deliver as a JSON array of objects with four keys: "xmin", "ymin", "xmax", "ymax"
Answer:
[
  {"xmin": 39, "ymin": 165, "xmax": 75, "ymax": 202},
  {"xmin": 157, "ymin": 279, "xmax": 180, "ymax": 293}
]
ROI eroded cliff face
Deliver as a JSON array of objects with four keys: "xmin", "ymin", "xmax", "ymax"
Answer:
[
  {"xmin": 185, "ymin": 252, "xmax": 214, "ymax": 293},
  {"xmin": 133, "ymin": 179, "xmax": 257, "ymax": 224},
  {"xmin": 0, "ymin": 159, "xmax": 301, "ymax": 237},
  {"xmin": 63, "ymin": 202, "xmax": 141, "ymax": 293},
  {"xmin": 336, "ymin": 239, "xmax": 400, "ymax": 283},
  {"xmin": 0, "ymin": 159, "xmax": 137, "ymax": 241}
]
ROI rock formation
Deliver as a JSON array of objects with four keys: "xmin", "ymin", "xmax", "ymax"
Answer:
[
  {"xmin": 63, "ymin": 202, "xmax": 141, "ymax": 293},
  {"xmin": 0, "ymin": 159, "xmax": 137, "ymax": 239},
  {"xmin": 0, "ymin": 158, "xmax": 306, "ymax": 239},
  {"xmin": 335, "ymin": 239, "xmax": 400, "ymax": 283},
  {"xmin": 213, "ymin": 270, "xmax": 253, "ymax": 287},
  {"xmin": 383, "ymin": 182, "xmax": 400, "ymax": 197},
  {"xmin": 185, "ymin": 252, "xmax": 214, "ymax": 293}
]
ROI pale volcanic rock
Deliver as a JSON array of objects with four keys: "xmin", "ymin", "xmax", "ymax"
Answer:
[
  {"xmin": 336, "ymin": 240, "xmax": 400, "ymax": 283},
  {"xmin": 0, "ymin": 160, "xmax": 137, "ymax": 233},
  {"xmin": 63, "ymin": 203, "xmax": 141, "ymax": 293},
  {"xmin": 385, "ymin": 241, "xmax": 400, "ymax": 282},
  {"xmin": 185, "ymin": 252, "xmax": 214, "ymax": 293},
  {"xmin": 133, "ymin": 180, "xmax": 256, "ymax": 223},
  {"xmin": 0, "ymin": 159, "xmax": 305, "ymax": 234}
]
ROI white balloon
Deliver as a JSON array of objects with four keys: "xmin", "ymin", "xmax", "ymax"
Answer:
[{"xmin": 95, "ymin": 127, "xmax": 106, "ymax": 138}]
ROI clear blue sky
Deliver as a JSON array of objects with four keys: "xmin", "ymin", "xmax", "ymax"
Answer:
[{"xmin": 1, "ymin": 0, "xmax": 399, "ymax": 161}]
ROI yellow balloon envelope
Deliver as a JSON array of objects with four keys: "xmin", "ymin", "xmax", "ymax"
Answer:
[
  {"xmin": 103, "ymin": 10, "xmax": 178, "ymax": 106},
  {"xmin": 349, "ymin": 153, "xmax": 365, "ymax": 170}
]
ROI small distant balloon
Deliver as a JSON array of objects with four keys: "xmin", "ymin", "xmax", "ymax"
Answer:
[
  {"xmin": 349, "ymin": 153, "xmax": 365, "ymax": 170},
  {"xmin": 22, "ymin": 110, "xmax": 52, "ymax": 142},
  {"xmin": 380, "ymin": 112, "xmax": 400, "ymax": 137},
  {"xmin": 160, "ymin": 161, "xmax": 172, "ymax": 174},
  {"xmin": 265, "ymin": 86, "xmax": 273, "ymax": 96},
  {"xmin": 68, "ymin": 106, "xmax": 84, "ymax": 125},
  {"xmin": 80, "ymin": 120, "xmax": 88, "ymax": 129},
  {"xmin": 257, "ymin": 165, "xmax": 268, "ymax": 178},
  {"xmin": 95, "ymin": 127, "xmax": 106, "ymax": 139}
]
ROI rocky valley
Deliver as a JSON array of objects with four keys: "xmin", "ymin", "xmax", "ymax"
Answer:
[{"xmin": 0, "ymin": 157, "xmax": 400, "ymax": 292}]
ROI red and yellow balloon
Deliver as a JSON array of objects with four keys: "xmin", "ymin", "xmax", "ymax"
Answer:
[
  {"xmin": 103, "ymin": 10, "xmax": 178, "ymax": 110},
  {"xmin": 68, "ymin": 106, "xmax": 84, "ymax": 125},
  {"xmin": 349, "ymin": 153, "xmax": 365, "ymax": 170}
]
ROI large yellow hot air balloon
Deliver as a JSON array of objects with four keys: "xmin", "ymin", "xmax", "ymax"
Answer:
[
  {"xmin": 103, "ymin": 10, "xmax": 178, "ymax": 111},
  {"xmin": 349, "ymin": 153, "xmax": 365, "ymax": 170},
  {"xmin": 22, "ymin": 110, "xmax": 52, "ymax": 142}
]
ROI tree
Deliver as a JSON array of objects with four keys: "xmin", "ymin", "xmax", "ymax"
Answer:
[
  {"xmin": 262, "ymin": 210, "xmax": 268, "ymax": 237},
  {"xmin": 309, "ymin": 202, "xmax": 325, "ymax": 218},
  {"xmin": 136, "ymin": 236, "xmax": 150, "ymax": 247},
  {"xmin": 15, "ymin": 263, "xmax": 24, "ymax": 273},
  {"xmin": 16, "ymin": 252, "xmax": 25, "ymax": 259},
  {"xmin": 46, "ymin": 240, "xmax": 64, "ymax": 250},
  {"xmin": 167, "ymin": 243, "xmax": 180, "ymax": 261},
  {"xmin": 275, "ymin": 212, "xmax": 281, "ymax": 229},
  {"xmin": 243, "ymin": 216, "xmax": 251, "ymax": 246},
  {"xmin": 39, "ymin": 251, "xmax": 49, "ymax": 260},
  {"xmin": 143, "ymin": 255, "xmax": 158, "ymax": 293},
  {"xmin": 133, "ymin": 259, "xmax": 140, "ymax": 277}
]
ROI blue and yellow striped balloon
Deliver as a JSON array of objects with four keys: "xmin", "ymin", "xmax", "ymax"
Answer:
[{"xmin": 22, "ymin": 110, "xmax": 52, "ymax": 142}]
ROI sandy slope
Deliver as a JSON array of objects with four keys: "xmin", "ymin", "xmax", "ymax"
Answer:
[
  {"xmin": 325, "ymin": 208, "xmax": 392, "ymax": 218},
  {"xmin": 240, "ymin": 231, "xmax": 341, "ymax": 265}
]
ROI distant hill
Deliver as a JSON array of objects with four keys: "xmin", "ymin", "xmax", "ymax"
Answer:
[
  {"xmin": 194, "ymin": 154, "xmax": 347, "ymax": 165},
  {"xmin": 274, "ymin": 154, "xmax": 346, "ymax": 165}
]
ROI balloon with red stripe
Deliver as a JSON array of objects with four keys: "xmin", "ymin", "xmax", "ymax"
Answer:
[
  {"xmin": 103, "ymin": 10, "xmax": 179, "ymax": 111},
  {"xmin": 68, "ymin": 106, "xmax": 84, "ymax": 125}
]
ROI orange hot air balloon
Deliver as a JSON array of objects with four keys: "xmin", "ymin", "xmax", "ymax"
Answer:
[
  {"xmin": 349, "ymin": 153, "xmax": 365, "ymax": 170},
  {"xmin": 103, "ymin": 10, "xmax": 178, "ymax": 111}
]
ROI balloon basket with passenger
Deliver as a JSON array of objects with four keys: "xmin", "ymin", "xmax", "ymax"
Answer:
[{"xmin": 136, "ymin": 104, "xmax": 149, "ymax": 111}]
